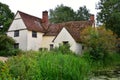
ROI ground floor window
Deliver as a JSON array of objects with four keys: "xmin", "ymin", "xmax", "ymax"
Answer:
[
  {"xmin": 14, "ymin": 43, "xmax": 19, "ymax": 49},
  {"xmin": 39, "ymin": 48, "xmax": 48, "ymax": 51},
  {"xmin": 50, "ymin": 44, "xmax": 54, "ymax": 50},
  {"xmin": 82, "ymin": 45, "xmax": 84, "ymax": 50}
]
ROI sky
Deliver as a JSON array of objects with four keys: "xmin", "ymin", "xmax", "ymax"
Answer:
[{"xmin": 0, "ymin": 0, "xmax": 100, "ymax": 18}]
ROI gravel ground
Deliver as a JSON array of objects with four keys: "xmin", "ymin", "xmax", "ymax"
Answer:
[{"xmin": 0, "ymin": 57, "xmax": 8, "ymax": 62}]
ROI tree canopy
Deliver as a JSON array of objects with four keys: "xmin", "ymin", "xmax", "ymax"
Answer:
[
  {"xmin": 97, "ymin": 0, "xmax": 120, "ymax": 37},
  {"xmin": 75, "ymin": 6, "xmax": 90, "ymax": 21},
  {"xmin": 49, "ymin": 4, "xmax": 90, "ymax": 23},
  {"xmin": 49, "ymin": 4, "xmax": 75, "ymax": 23},
  {"xmin": 0, "ymin": 2, "xmax": 14, "ymax": 34}
]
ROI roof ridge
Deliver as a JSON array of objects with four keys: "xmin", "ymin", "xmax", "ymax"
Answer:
[{"xmin": 56, "ymin": 20, "xmax": 89, "ymax": 24}]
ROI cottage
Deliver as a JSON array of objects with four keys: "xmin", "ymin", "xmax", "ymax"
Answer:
[{"xmin": 7, "ymin": 11, "xmax": 94, "ymax": 54}]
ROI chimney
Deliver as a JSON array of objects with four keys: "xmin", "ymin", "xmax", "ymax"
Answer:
[
  {"xmin": 90, "ymin": 14, "xmax": 95, "ymax": 27},
  {"xmin": 42, "ymin": 11, "xmax": 48, "ymax": 24},
  {"xmin": 90, "ymin": 14, "xmax": 94, "ymax": 23}
]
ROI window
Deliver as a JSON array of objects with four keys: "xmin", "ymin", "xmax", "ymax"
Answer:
[
  {"xmin": 62, "ymin": 41, "xmax": 70, "ymax": 49},
  {"xmin": 82, "ymin": 46, "xmax": 84, "ymax": 50},
  {"xmin": 14, "ymin": 43, "xmax": 19, "ymax": 49},
  {"xmin": 32, "ymin": 31, "xmax": 37, "ymax": 38},
  {"xmin": 14, "ymin": 30, "xmax": 19, "ymax": 37},
  {"xmin": 39, "ymin": 48, "xmax": 48, "ymax": 51},
  {"xmin": 63, "ymin": 41, "xmax": 69, "ymax": 45},
  {"xmin": 50, "ymin": 44, "xmax": 54, "ymax": 50}
]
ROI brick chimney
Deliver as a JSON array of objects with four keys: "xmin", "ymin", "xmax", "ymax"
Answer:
[
  {"xmin": 90, "ymin": 14, "xmax": 95, "ymax": 27},
  {"xmin": 90, "ymin": 14, "xmax": 94, "ymax": 23},
  {"xmin": 42, "ymin": 11, "xmax": 48, "ymax": 24}
]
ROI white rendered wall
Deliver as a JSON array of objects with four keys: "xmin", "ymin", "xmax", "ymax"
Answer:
[
  {"xmin": 27, "ymin": 31, "xmax": 43, "ymax": 50},
  {"xmin": 41, "ymin": 36, "xmax": 55, "ymax": 50},
  {"xmin": 7, "ymin": 30, "xmax": 28, "ymax": 51},
  {"xmin": 8, "ymin": 13, "xmax": 26, "ymax": 31},
  {"xmin": 7, "ymin": 13, "xmax": 28, "ymax": 50},
  {"xmin": 53, "ymin": 27, "xmax": 82, "ymax": 54}
]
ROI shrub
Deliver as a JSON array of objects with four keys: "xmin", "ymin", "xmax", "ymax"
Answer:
[
  {"xmin": 0, "ymin": 34, "xmax": 20, "ymax": 56},
  {"xmin": 83, "ymin": 51, "xmax": 120, "ymax": 71},
  {"xmin": 53, "ymin": 43, "xmax": 74, "ymax": 54},
  {"xmin": 80, "ymin": 26, "xmax": 116, "ymax": 61}
]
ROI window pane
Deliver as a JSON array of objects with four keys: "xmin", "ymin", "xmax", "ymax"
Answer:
[
  {"xmin": 14, "ymin": 43, "xmax": 19, "ymax": 49},
  {"xmin": 14, "ymin": 30, "xmax": 19, "ymax": 37},
  {"xmin": 63, "ymin": 41, "xmax": 68, "ymax": 45},
  {"xmin": 50, "ymin": 44, "xmax": 54, "ymax": 50},
  {"xmin": 32, "ymin": 31, "xmax": 37, "ymax": 38}
]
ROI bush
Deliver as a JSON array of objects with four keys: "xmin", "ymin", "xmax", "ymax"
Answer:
[
  {"xmin": 83, "ymin": 51, "xmax": 120, "ymax": 71},
  {"xmin": 53, "ymin": 43, "xmax": 74, "ymax": 55},
  {"xmin": 80, "ymin": 27, "xmax": 116, "ymax": 61},
  {"xmin": 0, "ymin": 34, "xmax": 21, "ymax": 56}
]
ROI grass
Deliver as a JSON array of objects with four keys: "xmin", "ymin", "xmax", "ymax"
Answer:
[
  {"xmin": 0, "ymin": 51, "xmax": 91, "ymax": 80},
  {"xmin": 0, "ymin": 49, "xmax": 120, "ymax": 80}
]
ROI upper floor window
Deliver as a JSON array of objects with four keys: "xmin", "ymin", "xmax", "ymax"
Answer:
[
  {"xmin": 32, "ymin": 31, "xmax": 37, "ymax": 38},
  {"xmin": 63, "ymin": 41, "xmax": 69, "ymax": 45},
  {"xmin": 14, "ymin": 30, "xmax": 19, "ymax": 37}
]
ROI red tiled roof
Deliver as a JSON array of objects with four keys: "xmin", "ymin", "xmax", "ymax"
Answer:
[
  {"xmin": 65, "ymin": 21, "xmax": 92, "ymax": 42},
  {"xmin": 18, "ymin": 11, "xmax": 44, "ymax": 32},
  {"xmin": 46, "ymin": 21, "xmax": 93, "ymax": 42},
  {"xmin": 18, "ymin": 11, "xmax": 94, "ymax": 42}
]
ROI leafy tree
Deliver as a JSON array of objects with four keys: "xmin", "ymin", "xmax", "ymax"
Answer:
[
  {"xmin": 0, "ymin": 34, "xmax": 16, "ymax": 56},
  {"xmin": 97, "ymin": 0, "xmax": 120, "ymax": 37},
  {"xmin": 80, "ymin": 26, "xmax": 116, "ymax": 61},
  {"xmin": 0, "ymin": 2, "xmax": 14, "ymax": 34},
  {"xmin": 49, "ymin": 4, "xmax": 75, "ymax": 23},
  {"xmin": 49, "ymin": 4, "xmax": 90, "ymax": 23},
  {"xmin": 75, "ymin": 6, "xmax": 90, "ymax": 21}
]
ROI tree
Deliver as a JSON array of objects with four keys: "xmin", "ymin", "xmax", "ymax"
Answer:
[
  {"xmin": 49, "ymin": 4, "xmax": 75, "ymax": 23},
  {"xmin": 49, "ymin": 4, "xmax": 90, "ymax": 23},
  {"xmin": 80, "ymin": 26, "xmax": 116, "ymax": 60},
  {"xmin": 0, "ymin": 2, "xmax": 14, "ymax": 34},
  {"xmin": 75, "ymin": 6, "xmax": 90, "ymax": 21},
  {"xmin": 97, "ymin": 0, "xmax": 120, "ymax": 37}
]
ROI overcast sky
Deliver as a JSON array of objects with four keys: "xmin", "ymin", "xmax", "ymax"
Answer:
[{"xmin": 0, "ymin": 0, "xmax": 100, "ymax": 18}]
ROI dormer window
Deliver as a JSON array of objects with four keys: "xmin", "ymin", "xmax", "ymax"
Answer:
[
  {"xmin": 14, "ymin": 30, "xmax": 19, "ymax": 37},
  {"xmin": 32, "ymin": 31, "xmax": 37, "ymax": 38}
]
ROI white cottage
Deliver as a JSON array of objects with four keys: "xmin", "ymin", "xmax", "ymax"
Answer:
[{"xmin": 7, "ymin": 11, "xmax": 94, "ymax": 54}]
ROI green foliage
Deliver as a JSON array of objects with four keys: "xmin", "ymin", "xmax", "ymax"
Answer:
[
  {"xmin": 49, "ymin": 4, "xmax": 90, "ymax": 23},
  {"xmin": 0, "ymin": 50, "xmax": 120, "ymax": 80},
  {"xmin": 53, "ymin": 43, "xmax": 73, "ymax": 54},
  {"xmin": 49, "ymin": 4, "xmax": 75, "ymax": 23},
  {"xmin": 0, "ymin": 51, "xmax": 90, "ymax": 80},
  {"xmin": 0, "ymin": 34, "xmax": 20, "ymax": 56},
  {"xmin": 82, "ymin": 51, "xmax": 120, "ymax": 74},
  {"xmin": 97, "ymin": 0, "xmax": 120, "ymax": 37},
  {"xmin": 75, "ymin": 6, "xmax": 90, "ymax": 21},
  {"xmin": 0, "ymin": 2, "xmax": 14, "ymax": 34},
  {"xmin": 80, "ymin": 27, "xmax": 116, "ymax": 61}
]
